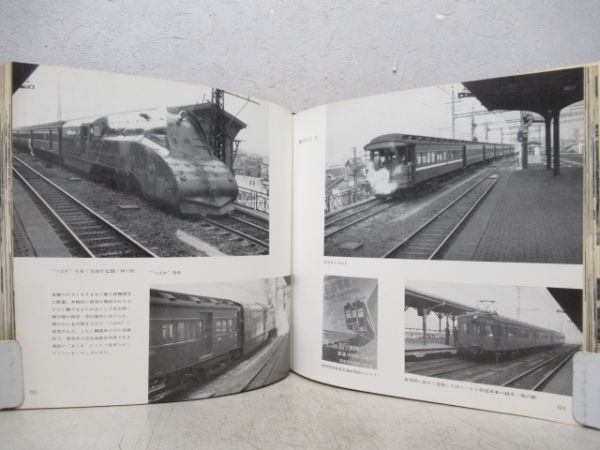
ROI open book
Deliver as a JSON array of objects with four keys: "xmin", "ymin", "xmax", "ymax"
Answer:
[{"xmin": 0, "ymin": 62, "xmax": 597, "ymax": 424}]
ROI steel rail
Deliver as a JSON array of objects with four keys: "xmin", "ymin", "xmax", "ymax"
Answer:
[{"xmin": 13, "ymin": 156, "xmax": 158, "ymax": 257}]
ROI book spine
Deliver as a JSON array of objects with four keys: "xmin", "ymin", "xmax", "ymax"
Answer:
[
  {"xmin": 0, "ymin": 63, "xmax": 14, "ymax": 341},
  {"xmin": 583, "ymin": 64, "xmax": 599, "ymax": 352}
]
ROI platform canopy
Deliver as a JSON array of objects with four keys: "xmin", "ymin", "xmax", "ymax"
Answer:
[
  {"xmin": 548, "ymin": 287, "xmax": 582, "ymax": 332},
  {"xmin": 405, "ymin": 288, "xmax": 477, "ymax": 316},
  {"xmin": 463, "ymin": 67, "xmax": 583, "ymax": 117},
  {"xmin": 12, "ymin": 62, "xmax": 38, "ymax": 94}
]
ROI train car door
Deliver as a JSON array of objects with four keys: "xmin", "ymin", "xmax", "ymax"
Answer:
[
  {"xmin": 407, "ymin": 145, "xmax": 416, "ymax": 183},
  {"xmin": 462, "ymin": 145, "xmax": 467, "ymax": 167},
  {"xmin": 197, "ymin": 314, "xmax": 212, "ymax": 357}
]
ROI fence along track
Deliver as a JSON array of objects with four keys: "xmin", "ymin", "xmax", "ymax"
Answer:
[{"xmin": 13, "ymin": 156, "xmax": 157, "ymax": 258}]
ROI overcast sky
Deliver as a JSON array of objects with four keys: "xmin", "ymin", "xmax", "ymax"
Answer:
[
  {"xmin": 405, "ymin": 280, "xmax": 581, "ymax": 343},
  {"xmin": 12, "ymin": 64, "xmax": 269, "ymax": 156},
  {"xmin": 326, "ymin": 82, "xmax": 583, "ymax": 165}
]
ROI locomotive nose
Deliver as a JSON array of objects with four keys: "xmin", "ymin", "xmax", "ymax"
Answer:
[{"xmin": 178, "ymin": 163, "xmax": 239, "ymax": 216}]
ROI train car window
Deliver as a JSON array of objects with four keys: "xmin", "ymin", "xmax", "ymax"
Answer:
[
  {"xmin": 92, "ymin": 124, "xmax": 103, "ymax": 137},
  {"xmin": 484, "ymin": 324, "xmax": 493, "ymax": 337},
  {"xmin": 176, "ymin": 321, "xmax": 186, "ymax": 341},
  {"xmin": 227, "ymin": 319, "xmax": 233, "ymax": 331},
  {"xmin": 186, "ymin": 321, "xmax": 196, "ymax": 339},
  {"xmin": 162, "ymin": 322, "xmax": 175, "ymax": 342}
]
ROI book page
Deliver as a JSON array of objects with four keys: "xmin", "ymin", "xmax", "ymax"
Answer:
[
  {"xmin": 10, "ymin": 64, "xmax": 292, "ymax": 408},
  {"xmin": 292, "ymin": 65, "xmax": 594, "ymax": 423},
  {"xmin": 0, "ymin": 63, "xmax": 13, "ymax": 341}
]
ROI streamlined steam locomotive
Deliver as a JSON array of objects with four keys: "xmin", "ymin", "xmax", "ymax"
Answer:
[
  {"xmin": 13, "ymin": 103, "xmax": 245, "ymax": 215},
  {"xmin": 364, "ymin": 134, "xmax": 514, "ymax": 196}
]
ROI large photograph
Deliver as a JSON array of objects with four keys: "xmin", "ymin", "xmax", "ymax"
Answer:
[
  {"xmin": 148, "ymin": 277, "xmax": 290, "ymax": 403},
  {"xmin": 324, "ymin": 68, "xmax": 583, "ymax": 264},
  {"xmin": 11, "ymin": 63, "xmax": 269, "ymax": 257},
  {"xmin": 404, "ymin": 281, "xmax": 581, "ymax": 396}
]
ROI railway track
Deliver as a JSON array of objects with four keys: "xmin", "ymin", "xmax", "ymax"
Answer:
[
  {"xmin": 200, "ymin": 210, "xmax": 269, "ymax": 252},
  {"xmin": 501, "ymin": 346, "xmax": 579, "ymax": 391},
  {"xmin": 12, "ymin": 156, "xmax": 157, "ymax": 258},
  {"xmin": 382, "ymin": 173, "xmax": 500, "ymax": 259},
  {"xmin": 408, "ymin": 360, "xmax": 479, "ymax": 377},
  {"xmin": 325, "ymin": 197, "xmax": 381, "ymax": 223},
  {"xmin": 324, "ymin": 199, "xmax": 395, "ymax": 238},
  {"xmin": 243, "ymin": 335, "xmax": 288, "ymax": 391}
]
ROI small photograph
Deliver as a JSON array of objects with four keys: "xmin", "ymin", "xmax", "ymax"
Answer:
[
  {"xmin": 404, "ymin": 281, "xmax": 582, "ymax": 396},
  {"xmin": 322, "ymin": 276, "xmax": 378, "ymax": 369},
  {"xmin": 324, "ymin": 67, "xmax": 584, "ymax": 265},
  {"xmin": 12, "ymin": 63, "xmax": 269, "ymax": 258},
  {"xmin": 148, "ymin": 277, "xmax": 290, "ymax": 403}
]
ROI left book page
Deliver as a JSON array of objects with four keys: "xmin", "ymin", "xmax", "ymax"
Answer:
[{"xmin": 7, "ymin": 63, "xmax": 292, "ymax": 408}]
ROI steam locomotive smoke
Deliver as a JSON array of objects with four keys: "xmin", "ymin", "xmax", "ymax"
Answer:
[{"xmin": 365, "ymin": 161, "xmax": 398, "ymax": 195}]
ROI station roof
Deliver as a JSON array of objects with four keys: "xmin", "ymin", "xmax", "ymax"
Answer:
[
  {"xmin": 463, "ymin": 67, "xmax": 583, "ymax": 116},
  {"xmin": 547, "ymin": 287, "xmax": 582, "ymax": 331},
  {"xmin": 405, "ymin": 288, "xmax": 478, "ymax": 316},
  {"xmin": 12, "ymin": 62, "xmax": 38, "ymax": 94}
]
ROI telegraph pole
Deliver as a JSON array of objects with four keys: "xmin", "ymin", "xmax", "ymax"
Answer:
[{"xmin": 451, "ymin": 86, "xmax": 456, "ymax": 139}]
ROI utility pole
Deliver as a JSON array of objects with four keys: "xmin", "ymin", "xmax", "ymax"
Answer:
[
  {"xmin": 352, "ymin": 146, "xmax": 358, "ymax": 203},
  {"xmin": 451, "ymin": 86, "xmax": 456, "ymax": 139},
  {"xmin": 57, "ymin": 78, "xmax": 61, "ymax": 121},
  {"xmin": 471, "ymin": 108, "xmax": 477, "ymax": 141}
]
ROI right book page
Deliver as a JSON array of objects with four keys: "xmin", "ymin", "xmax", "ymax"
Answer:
[{"xmin": 292, "ymin": 64, "xmax": 598, "ymax": 423}]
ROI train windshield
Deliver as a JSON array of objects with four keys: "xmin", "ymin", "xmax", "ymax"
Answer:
[
  {"xmin": 146, "ymin": 127, "xmax": 167, "ymax": 147},
  {"xmin": 369, "ymin": 145, "xmax": 408, "ymax": 170},
  {"xmin": 484, "ymin": 324, "xmax": 493, "ymax": 337}
]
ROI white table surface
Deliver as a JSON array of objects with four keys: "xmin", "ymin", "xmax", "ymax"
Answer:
[{"xmin": 1, "ymin": 372, "xmax": 598, "ymax": 449}]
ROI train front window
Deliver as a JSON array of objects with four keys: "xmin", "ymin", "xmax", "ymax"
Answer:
[{"xmin": 484, "ymin": 324, "xmax": 493, "ymax": 337}]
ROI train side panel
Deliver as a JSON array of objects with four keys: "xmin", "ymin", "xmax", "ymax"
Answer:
[
  {"xmin": 241, "ymin": 303, "xmax": 273, "ymax": 355},
  {"xmin": 148, "ymin": 294, "xmax": 242, "ymax": 397}
]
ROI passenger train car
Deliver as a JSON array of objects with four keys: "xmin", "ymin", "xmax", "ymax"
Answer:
[
  {"xmin": 13, "ymin": 103, "xmax": 245, "ymax": 215},
  {"xmin": 344, "ymin": 300, "xmax": 376, "ymax": 340},
  {"xmin": 456, "ymin": 311, "xmax": 564, "ymax": 360},
  {"xmin": 148, "ymin": 289, "xmax": 277, "ymax": 402},
  {"xmin": 364, "ymin": 134, "xmax": 514, "ymax": 196}
]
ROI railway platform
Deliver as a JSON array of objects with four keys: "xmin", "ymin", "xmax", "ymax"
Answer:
[
  {"xmin": 405, "ymin": 342, "xmax": 457, "ymax": 360},
  {"xmin": 13, "ymin": 180, "xmax": 72, "ymax": 257},
  {"xmin": 442, "ymin": 163, "xmax": 582, "ymax": 264},
  {"xmin": 180, "ymin": 334, "xmax": 290, "ymax": 400},
  {"xmin": 543, "ymin": 355, "xmax": 574, "ymax": 396}
]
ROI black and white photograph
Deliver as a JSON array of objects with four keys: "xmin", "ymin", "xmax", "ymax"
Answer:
[
  {"xmin": 404, "ymin": 281, "xmax": 582, "ymax": 396},
  {"xmin": 148, "ymin": 277, "xmax": 290, "ymax": 403},
  {"xmin": 11, "ymin": 63, "xmax": 270, "ymax": 257},
  {"xmin": 322, "ymin": 276, "xmax": 378, "ymax": 369},
  {"xmin": 324, "ymin": 68, "xmax": 583, "ymax": 264}
]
